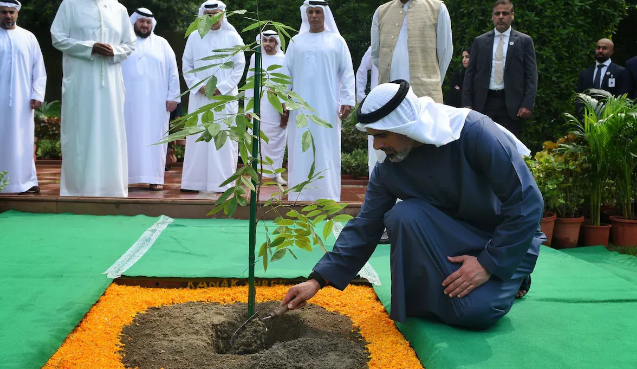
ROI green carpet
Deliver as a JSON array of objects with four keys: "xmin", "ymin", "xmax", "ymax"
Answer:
[
  {"xmin": 0, "ymin": 211, "xmax": 160, "ymax": 369},
  {"xmin": 123, "ymin": 218, "xmax": 337, "ymax": 278},
  {"xmin": 563, "ymin": 246, "xmax": 637, "ymax": 283},
  {"xmin": 3, "ymin": 211, "xmax": 637, "ymax": 369},
  {"xmin": 368, "ymin": 246, "xmax": 637, "ymax": 369}
]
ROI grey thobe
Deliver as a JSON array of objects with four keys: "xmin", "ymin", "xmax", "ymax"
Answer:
[{"xmin": 313, "ymin": 111, "xmax": 545, "ymax": 329}]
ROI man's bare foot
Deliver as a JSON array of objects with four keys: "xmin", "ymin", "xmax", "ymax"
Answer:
[{"xmin": 516, "ymin": 289, "xmax": 528, "ymax": 298}]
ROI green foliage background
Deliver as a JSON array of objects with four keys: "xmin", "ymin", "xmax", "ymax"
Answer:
[{"xmin": 21, "ymin": 0, "xmax": 630, "ymax": 152}]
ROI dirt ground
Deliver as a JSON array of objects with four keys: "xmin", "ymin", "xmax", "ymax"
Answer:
[{"xmin": 121, "ymin": 301, "xmax": 370, "ymax": 369}]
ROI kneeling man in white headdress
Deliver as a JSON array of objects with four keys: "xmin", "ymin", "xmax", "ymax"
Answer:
[{"xmin": 281, "ymin": 80, "xmax": 544, "ymax": 330}]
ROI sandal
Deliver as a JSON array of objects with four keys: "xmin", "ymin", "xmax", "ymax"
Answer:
[
  {"xmin": 516, "ymin": 275, "xmax": 531, "ymax": 299},
  {"xmin": 149, "ymin": 184, "xmax": 164, "ymax": 191}
]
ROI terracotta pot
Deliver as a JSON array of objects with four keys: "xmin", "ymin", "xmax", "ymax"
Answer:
[
  {"xmin": 580, "ymin": 222, "xmax": 612, "ymax": 247},
  {"xmin": 540, "ymin": 212, "xmax": 557, "ymax": 246},
  {"xmin": 552, "ymin": 216, "xmax": 584, "ymax": 249},
  {"xmin": 610, "ymin": 216, "xmax": 637, "ymax": 247}
]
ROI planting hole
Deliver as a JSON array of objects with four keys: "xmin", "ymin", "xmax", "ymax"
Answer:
[{"xmin": 121, "ymin": 301, "xmax": 370, "ymax": 369}]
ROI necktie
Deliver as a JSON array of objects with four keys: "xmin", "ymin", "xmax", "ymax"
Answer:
[
  {"xmin": 593, "ymin": 64, "xmax": 604, "ymax": 89},
  {"xmin": 494, "ymin": 34, "xmax": 504, "ymax": 85}
]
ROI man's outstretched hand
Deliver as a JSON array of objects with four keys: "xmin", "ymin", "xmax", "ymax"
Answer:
[
  {"xmin": 280, "ymin": 279, "xmax": 321, "ymax": 310},
  {"xmin": 443, "ymin": 255, "xmax": 491, "ymax": 298}
]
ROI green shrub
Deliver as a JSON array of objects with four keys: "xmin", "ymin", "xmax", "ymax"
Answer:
[
  {"xmin": 0, "ymin": 171, "xmax": 7, "ymax": 192},
  {"xmin": 36, "ymin": 139, "xmax": 61, "ymax": 159},
  {"xmin": 341, "ymin": 148, "xmax": 368, "ymax": 178}
]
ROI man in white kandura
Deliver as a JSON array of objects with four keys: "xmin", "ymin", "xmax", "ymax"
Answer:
[
  {"xmin": 355, "ymin": 45, "xmax": 382, "ymax": 177},
  {"xmin": 51, "ymin": 0, "xmax": 136, "ymax": 197},
  {"xmin": 245, "ymin": 30, "xmax": 289, "ymax": 186},
  {"xmin": 285, "ymin": 0, "xmax": 355, "ymax": 201},
  {"xmin": 181, "ymin": 0, "xmax": 246, "ymax": 193},
  {"xmin": 122, "ymin": 8, "xmax": 180, "ymax": 191},
  {"xmin": 0, "ymin": 0, "xmax": 47, "ymax": 194}
]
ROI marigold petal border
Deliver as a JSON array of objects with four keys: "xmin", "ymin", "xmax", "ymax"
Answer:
[{"xmin": 43, "ymin": 284, "xmax": 423, "ymax": 369}]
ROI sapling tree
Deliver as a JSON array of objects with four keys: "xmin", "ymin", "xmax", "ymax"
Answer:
[{"xmin": 160, "ymin": 5, "xmax": 353, "ymax": 317}]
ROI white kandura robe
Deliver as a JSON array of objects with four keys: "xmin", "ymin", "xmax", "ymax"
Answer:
[
  {"xmin": 244, "ymin": 52, "xmax": 288, "ymax": 179},
  {"xmin": 122, "ymin": 34, "xmax": 180, "ymax": 185},
  {"xmin": 285, "ymin": 31, "xmax": 355, "ymax": 201},
  {"xmin": 355, "ymin": 46, "xmax": 383, "ymax": 177},
  {"xmin": 51, "ymin": 0, "xmax": 136, "ymax": 197},
  {"xmin": 0, "ymin": 26, "xmax": 46, "ymax": 193},
  {"xmin": 182, "ymin": 28, "xmax": 245, "ymax": 192}
]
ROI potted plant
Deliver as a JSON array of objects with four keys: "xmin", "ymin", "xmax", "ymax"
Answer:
[
  {"xmin": 565, "ymin": 90, "xmax": 625, "ymax": 246},
  {"xmin": 606, "ymin": 95, "xmax": 637, "ymax": 246},
  {"xmin": 528, "ymin": 138, "xmax": 585, "ymax": 248},
  {"xmin": 526, "ymin": 149, "xmax": 558, "ymax": 246}
]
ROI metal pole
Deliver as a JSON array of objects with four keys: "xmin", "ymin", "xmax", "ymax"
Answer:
[{"xmin": 247, "ymin": 44, "xmax": 261, "ymax": 318}]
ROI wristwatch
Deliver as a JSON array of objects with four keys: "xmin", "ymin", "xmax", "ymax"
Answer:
[{"xmin": 308, "ymin": 270, "xmax": 327, "ymax": 289}]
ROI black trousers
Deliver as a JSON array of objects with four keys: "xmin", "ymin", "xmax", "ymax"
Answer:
[{"xmin": 483, "ymin": 91, "xmax": 521, "ymax": 138}]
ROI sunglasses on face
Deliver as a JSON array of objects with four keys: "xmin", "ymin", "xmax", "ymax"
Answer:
[{"xmin": 493, "ymin": 11, "xmax": 511, "ymax": 16}]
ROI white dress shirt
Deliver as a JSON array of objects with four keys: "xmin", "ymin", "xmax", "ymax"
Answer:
[
  {"xmin": 371, "ymin": 0, "xmax": 453, "ymax": 84},
  {"xmin": 489, "ymin": 27, "xmax": 511, "ymax": 90},
  {"xmin": 593, "ymin": 58, "xmax": 611, "ymax": 85}
]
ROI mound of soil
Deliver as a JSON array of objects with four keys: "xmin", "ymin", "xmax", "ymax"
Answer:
[{"xmin": 121, "ymin": 301, "xmax": 370, "ymax": 369}]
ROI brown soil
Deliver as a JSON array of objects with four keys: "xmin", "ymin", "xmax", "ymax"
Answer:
[{"xmin": 121, "ymin": 301, "xmax": 370, "ymax": 369}]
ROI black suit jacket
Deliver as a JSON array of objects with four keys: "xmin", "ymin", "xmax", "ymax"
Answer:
[
  {"xmin": 462, "ymin": 29, "xmax": 538, "ymax": 120},
  {"xmin": 627, "ymin": 57, "xmax": 637, "ymax": 99},
  {"xmin": 576, "ymin": 62, "xmax": 630, "ymax": 97}
]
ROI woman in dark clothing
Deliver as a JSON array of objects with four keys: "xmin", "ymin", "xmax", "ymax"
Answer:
[{"xmin": 444, "ymin": 48, "xmax": 471, "ymax": 108}]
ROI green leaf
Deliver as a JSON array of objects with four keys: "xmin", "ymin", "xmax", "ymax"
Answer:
[
  {"xmin": 202, "ymin": 111, "xmax": 214, "ymax": 124},
  {"xmin": 214, "ymin": 131, "xmax": 228, "ymax": 150},
  {"xmin": 207, "ymin": 123, "xmax": 221, "ymax": 139},
  {"xmin": 288, "ymin": 248, "xmax": 298, "ymax": 259},
  {"xmin": 216, "ymin": 187, "xmax": 235, "ymax": 205},
  {"xmin": 259, "ymin": 129, "xmax": 270, "ymax": 144},
  {"xmin": 185, "ymin": 115, "xmax": 199, "ymax": 128},
  {"xmin": 270, "ymin": 248, "xmax": 287, "ymax": 262},
  {"xmin": 302, "ymin": 205, "xmax": 317, "ymax": 212},
  {"xmin": 294, "ymin": 228, "xmax": 311, "ymax": 236},
  {"xmin": 295, "ymin": 240, "xmax": 312, "ymax": 252},
  {"xmin": 273, "ymin": 226, "xmax": 288, "ymax": 235},
  {"xmin": 242, "ymin": 20, "xmax": 268, "ymax": 33},
  {"xmin": 267, "ymin": 64, "xmax": 283, "ymax": 71},
  {"xmin": 226, "ymin": 196, "xmax": 238, "ymax": 217},
  {"xmin": 219, "ymin": 170, "xmax": 243, "ymax": 188},
  {"xmin": 306, "ymin": 210, "xmax": 322, "ymax": 218},
  {"xmin": 198, "ymin": 14, "xmax": 215, "ymax": 38},
  {"xmin": 270, "ymin": 235, "xmax": 287, "ymax": 248},
  {"xmin": 286, "ymin": 210, "xmax": 299, "ymax": 218},
  {"xmin": 239, "ymin": 142, "xmax": 249, "ymax": 165},
  {"xmin": 245, "ymin": 165, "xmax": 259, "ymax": 182},
  {"xmin": 220, "ymin": 61, "xmax": 234, "ymax": 69},
  {"xmin": 241, "ymin": 176, "xmax": 256, "ymax": 192},
  {"xmin": 308, "ymin": 114, "xmax": 333, "ymax": 128},
  {"xmin": 236, "ymin": 114, "xmax": 249, "ymax": 133},
  {"xmin": 258, "ymin": 241, "xmax": 268, "ymax": 257},
  {"xmin": 322, "ymin": 220, "xmax": 334, "ymax": 240},
  {"xmin": 302, "ymin": 130, "xmax": 312, "ymax": 152},
  {"xmin": 205, "ymin": 76, "xmax": 218, "ymax": 98},
  {"xmin": 198, "ymin": 53, "xmax": 231, "ymax": 61},
  {"xmin": 332, "ymin": 214, "xmax": 354, "ymax": 223},
  {"xmin": 269, "ymin": 73, "xmax": 291, "ymax": 80},
  {"xmin": 275, "ymin": 219, "xmax": 295, "ymax": 226},
  {"xmin": 267, "ymin": 91, "xmax": 284, "ymax": 114},
  {"xmin": 206, "ymin": 203, "xmax": 225, "ymax": 216},
  {"xmin": 185, "ymin": 18, "xmax": 199, "ymax": 38},
  {"xmin": 236, "ymin": 195, "xmax": 247, "ymax": 206},
  {"xmin": 296, "ymin": 114, "xmax": 308, "ymax": 128}
]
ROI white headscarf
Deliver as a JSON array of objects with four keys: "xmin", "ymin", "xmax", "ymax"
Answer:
[
  {"xmin": 130, "ymin": 8, "xmax": 157, "ymax": 33},
  {"xmin": 357, "ymin": 82, "xmax": 531, "ymax": 156},
  {"xmin": 299, "ymin": 0, "xmax": 340, "ymax": 35},
  {"xmin": 256, "ymin": 30, "xmax": 284, "ymax": 56},
  {"xmin": 0, "ymin": 0, "xmax": 21, "ymax": 11},
  {"xmin": 198, "ymin": 0, "xmax": 239, "ymax": 34}
]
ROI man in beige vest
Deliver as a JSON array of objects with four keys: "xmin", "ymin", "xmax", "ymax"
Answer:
[{"xmin": 371, "ymin": 0, "xmax": 452, "ymax": 102}]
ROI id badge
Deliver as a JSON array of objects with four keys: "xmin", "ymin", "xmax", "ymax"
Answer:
[{"xmin": 609, "ymin": 78, "xmax": 616, "ymax": 88}]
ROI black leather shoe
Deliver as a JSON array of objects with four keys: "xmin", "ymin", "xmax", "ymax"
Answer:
[{"xmin": 379, "ymin": 230, "xmax": 390, "ymax": 244}]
